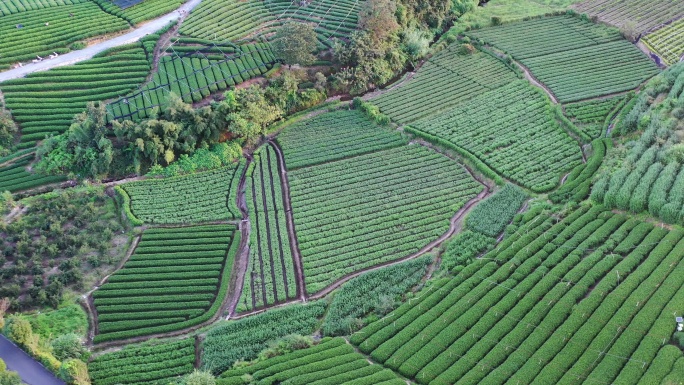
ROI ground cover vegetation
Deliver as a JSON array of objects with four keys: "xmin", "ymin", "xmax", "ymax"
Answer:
[
  {"xmin": 549, "ymin": 138, "xmax": 611, "ymax": 204},
  {"xmin": 351, "ymin": 203, "xmax": 684, "ymax": 384},
  {"xmin": 119, "ymin": 160, "xmax": 244, "ymax": 225},
  {"xmin": 88, "ymin": 338, "xmax": 195, "ymax": 385},
  {"xmin": 287, "ymin": 142, "xmax": 483, "ymax": 293},
  {"xmin": 201, "ymin": 301, "xmax": 326, "ymax": 374},
  {"xmin": 217, "ymin": 337, "xmax": 405, "ymax": 385},
  {"xmin": 238, "ymin": 143, "xmax": 297, "ymax": 312},
  {"xmin": 93, "ymin": 224, "xmax": 240, "ymax": 343},
  {"xmin": 468, "ymin": 15, "xmax": 660, "ymax": 102},
  {"xmin": 0, "ymin": 187, "xmax": 126, "ymax": 310},
  {"xmin": 409, "ymin": 80, "xmax": 583, "ymax": 191},
  {"xmin": 571, "ymin": 0, "xmax": 684, "ymax": 38},
  {"xmin": 592, "ymin": 62, "xmax": 684, "ymax": 225}
]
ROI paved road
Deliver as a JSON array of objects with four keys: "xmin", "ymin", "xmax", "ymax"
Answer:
[
  {"xmin": 0, "ymin": 335, "xmax": 65, "ymax": 385},
  {"xmin": 0, "ymin": 0, "xmax": 202, "ymax": 83}
]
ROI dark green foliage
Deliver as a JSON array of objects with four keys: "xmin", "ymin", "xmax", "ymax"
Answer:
[
  {"xmin": 551, "ymin": 138, "xmax": 611, "ymax": 204},
  {"xmin": 321, "ymin": 257, "xmax": 431, "ymax": 336},
  {"xmin": 0, "ymin": 187, "xmax": 122, "ymax": 309}
]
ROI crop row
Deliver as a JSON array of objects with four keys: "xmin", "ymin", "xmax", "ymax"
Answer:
[
  {"xmin": 277, "ymin": 109, "xmax": 405, "ymax": 170},
  {"xmin": 217, "ymin": 337, "xmax": 404, "ymax": 385},
  {"xmin": 239, "ymin": 143, "xmax": 297, "ymax": 312},
  {"xmin": 412, "ymin": 81, "xmax": 582, "ymax": 191},
  {"xmin": 0, "ymin": 155, "xmax": 65, "ymax": 192},
  {"xmin": 550, "ymin": 138, "xmax": 611, "ymax": 204},
  {"xmin": 121, "ymin": 161, "xmax": 244, "ymax": 224},
  {"xmin": 351, "ymin": 204, "xmax": 684, "ymax": 384},
  {"xmin": 1, "ymin": 43, "xmax": 153, "ymax": 147},
  {"xmin": 107, "ymin": 43, "xmax": 275, "ymax": 121},
  {"xmin": 286, "ymin": 143, "xmax": 482, "ymax": 293},
  {"xmin": 93, "ymin": 224, "xmax": 237, "ymax": 342},
  {"xmin": 373, "ymin": 46, "xmax": 517, "ymax": 123},
  {"xmin": 88, "ymin": 339, "xmax": 195, "ymax": 385}
]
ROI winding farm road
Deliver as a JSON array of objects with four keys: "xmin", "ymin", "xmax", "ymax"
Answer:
[
  {"xmin": 0, "ymin": 0, "xmax": 202, "ymax": 82},
  {"xmin": 0, "ymin": 335, "xmax": 65, "ymax": 385}
]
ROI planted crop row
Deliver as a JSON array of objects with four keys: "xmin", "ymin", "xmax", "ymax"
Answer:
[
  {"xmin": 643, "ymin": 18, "xmax": 684, "ymax": 66},
  {"xmin": 571, "ymin": 0, "xmax": 684, "ymax": 34},
  {"xmin": 276, "ymin": 109, "xmax": 406, "ymax": 170},
  {"xmin": 0, "ymin": 0, "xmax": 85, "ymax": 16},
  {"xmin": 93, "ymin": 224, "xmax": 237, "ymax": 342},
  {"xmin": 564, "ymin": 95, "xmax": 626, "ymax": 138},
  {"xmin": 121, "ymin": 160, "xmax": 245, "ymax": 224},
  {"xmin": 520, "ymin": 39, "xmax": 660, "ymax": 103},
  {"xmin": 0, "ymin": 2, "xmax": 130, "ymax": 70},
  {"xmin": 0, "ymin": 154, "xmax": 65, "ymax": 192},
  {"xmin": 352, "ymin": 204, "xmax": 684, "ymax": 384},
  {"xmin": 411, "ymin": 81, "xmax": 583, "ymax": 192},
  {"xmin": 287, "ymin": 144, "xmax": 483, "ymax": 293},
  {"xmin": 470, "ymin": 16, "xmax": 658, "ymax": 103},
  {"xmin": 107, "ymin": 43, "xmax": 276, "ymax": 121},
  {"xmin": 88, "ymin": 339, "xmax": 195, "ymax": 385},
  {"xmin": 373, "ymin": 45, "xmax": 518, "ymax": 123},
  {"xmin": 217, "ymin": 337, "xmax": 405, "ymax": 385},
  {"xmin": 201, "ymin": 301, "xmax": 327, "ymax": 374},
  {"xmin": 238, "ymin": 143, "xmax": 298, "ymax": 312},
  {"xmin": 1, "ymin": 43, "xmax": 153, "ymax": 148},
  {"xmin": 180, "ymin": 0, "xmax": 361, "ymax": 46}
]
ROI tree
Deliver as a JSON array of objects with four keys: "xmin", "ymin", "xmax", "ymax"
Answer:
[
  {"xmin": 59, "ymin": 359, "xmax": 90, "ymax": 385},
  {"xmin": 359, "ymin": 0, "xmax": 400, "ymax": 44},
  {"xmin": 271, "ymin": 22, "xmax": 318, "ymax": 66},
  {"xmin": 184, "ymin": 370, "xmax": 216, "ymax": 385},
  {"xmin": 3, "ymin": 316, "xmax": 33, "ymax": 349},
  {"xmin": 51, "ymin": 333, "xmax": 85, "ymax": 361},
  {"xmin": 0, "ymin": 109, "xmax": 17, "ymax": 156}
]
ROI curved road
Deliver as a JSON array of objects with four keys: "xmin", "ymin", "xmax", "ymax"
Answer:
[
  {"xmin": 0, "ymin": 335, "xmax": 65, "ymax": 385},
  {"xmin": 0, "ymin": 0, "xmax": 202, "ymax": 83}
]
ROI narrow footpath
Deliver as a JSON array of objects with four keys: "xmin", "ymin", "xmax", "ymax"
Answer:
[{"xmin": 0, "ymin": 335, "xmax": 65, "ymax": 385}]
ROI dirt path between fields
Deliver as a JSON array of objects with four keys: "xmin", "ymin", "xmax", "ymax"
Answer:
[
  {"xmin": 226, "ymin": 157, "xmax": 254, "ymax": 318},
  {"xmin": 514, "ymin": 60, "xmax": 558, "ymax": 104}
]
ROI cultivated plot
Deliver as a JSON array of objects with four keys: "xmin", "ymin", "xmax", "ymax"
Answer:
[
  {"xmin": 287, "ymin": 144, "xmax": 484, "ymax": 293},
  {"xmin": 373, "ymin": 44, "xmax": 518, "ymax": 123},
  {"xmin": 351, "ymin": 205, "xmax": 684, "ymax": 385},
  {"xmin": 121, "ymin": 162, "xmax": 244, "ymax": 224},
  {"xmin": 411, "ymin": 81, "xmax": 583, "ymax": 191},
  {"xmin": 643, "ymin": 18, "xmax": 684, "ymax": 66},
  {"xmin": 238, "ymin": 143, "xmax": 298, "ymax": 312},
  {"xmin": 469, "ymin": 16, "xmax": 660, "ymax": 102},
  {"xmin": 93, "ymin": 224, "xmax": 240, "ymax": 343},
  {"xmin": 1, "ymin": 43, "xmax": 152, "ymax": 148},
  {"xmin": 571, "ymin": 0, "xmax": 684, "ymax": 34}
]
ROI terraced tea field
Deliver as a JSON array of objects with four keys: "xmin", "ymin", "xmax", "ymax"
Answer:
[
  {"xmin": 469, "ymin": 16, "xmax": 660, "ymax": 102},
  {"xmin": 643, "ymin": 19, "xmax": 684, "ymax": 66},
  {"xmin": 93, "ymin": 224, "xmax": 240, "ymax": 342},
  {"xmin": 571, "ymin": 0, "xmax": 684, "ymax": 34}
]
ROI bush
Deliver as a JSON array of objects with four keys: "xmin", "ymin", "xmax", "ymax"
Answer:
[
  {"xmin": 184, "ymin": 370, "xmax": 216, "ymax": 385},
  {"xmin": 58, "ymin": 359, "xmax": 90, "ymax": 385},
  {"xmin": 51, "ymin": 333, "xmax": 85, "ymax": 361}
]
